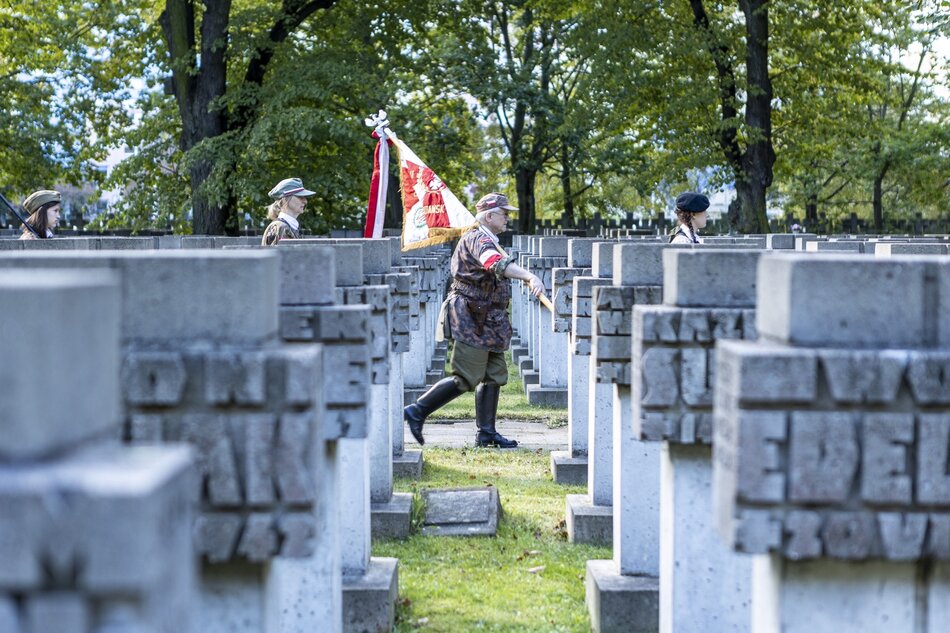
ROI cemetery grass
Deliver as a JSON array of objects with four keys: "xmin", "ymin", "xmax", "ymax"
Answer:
[
  {"xmin": 432, "ymin": 350, "xmax": 568, "ymax": 428},
  {"xmin": 375, "ymin": 448, "xmax": 610, "ymax": 632}
]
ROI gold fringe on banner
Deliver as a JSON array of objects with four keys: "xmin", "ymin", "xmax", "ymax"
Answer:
[{"xmin": 401, "ymin": 223, "xmax": 477, "ymax": 252}]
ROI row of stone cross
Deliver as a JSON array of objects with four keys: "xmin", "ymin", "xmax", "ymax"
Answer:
[
  {"xmin": 0, "ymin": 235, "xmax": 452, "ymax": 633},
  {"xmin": 507, "ymin": 233, "xmax": 950, "ymax": 633}
]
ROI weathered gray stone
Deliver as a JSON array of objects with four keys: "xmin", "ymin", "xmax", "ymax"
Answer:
[
  {"xmin": 662, "ymin": 249, "xmax": 761, "ymax": 307},
  {"xmin": 873, "ymin": 242, "xmax": 949, "ymax": 256},
  {"xmin": 181, "ymin": 236, "xmax": 215, "ymax": 249},
  {"xmin": 123, "ymin": 346, "xmax": 325, "ymax": 563},
  {"xmin": 767, "ymin": 234, "xmax": 796, "ymax": 250},
  {"xmin": 320, "ymin": 238, "xmax": 392, "ymax": 274},
  {"xmin": 861, "ymin": 413, "xmax": 914, "ymax": 504},
  {"xmin": 421, "ymin": 487, "xmax": 501, "ymax": 536},
  {"xmin": 342, "ymin": 558, "xmax": 398, "ymax": 633},
  {"xmin": 659, "ymin": 444, "xmax": 751, "ymax": 632},
  {"xmin": 526, "ymin": 385, "xmax": 569, "ymax": 407},
  {"xmin": 918, "ymin": 413, "xmax": 950, "ymax": 504},
  {"xmin": 370, "ymin": 492, "xmax": 413, "ymax": 539},
  {"xmin": 0, "ymin": 444, "xmax": 195, "ymax": 600},
  {"xmin": 613, "ymin": 242, "xmax": 669, "ymax": 286},
  {"xmin": 585, "ymin": 560, "xmax": 658, "ymax": 633},
  {"xmin": 97, "ymin": 237, "xmax": 155, "ymax": 250},
  {"xmin": 566, "ymin": 494, "xmax": 612, "ymax": 546},
  {"xmin": 387, "ymin": 236, "xmax": 402, "ymax": 265},
  {"xmin": 539, "ymin": 236, "xmax": 569, "ymax": 257},
  {"xmin": 392, "ymin": 449, "xmax": 423, "ymax": 479},
  {"xmin": 24, "ymin": 593, "xmax": 89, "ymax": 633},
  {"xmin": 806, "ymin": 240, "xmax": 867, "ymax": 253},
  {"xmin": 20, "ymin": 237, "xmax": 93, "ymax": 250},
  {"xmin": 715, "ymin": 341, "xmax": 818, "ymax": 404},
  {"xmin": 592, "ymin": 284, "xmax": 662, "ymax": 387},
  {"xmin": 0, "ymin": 270, "xmax": 120, "ymax": 461},
  {"xmin": 757, "ymin": 254, "xmax": 944, "ymax": 348},
  {"xmin": 568, "ymin": 238, "xmax": 600, "ymax": 267},
  {"xmin": 714, "ymin": 341, "xmax": 950, "ymax": 560},
  {"xmin": 338, "ymin": 286, "xmax": 391, "ymax": 384},
  {"xmin": 550, "ymin": 451, "xmax": 588, "ymax": 485},
  {"xmin": 276, "ymin": 244, "xmax": 337, "ymax": 305},
  {"xmin": 788, "ymin": 412, "xmax": 858, "ymax": 502},
  {"xmin": 591, "ymin": 242, "xmax": 617, "ymax": 277}
]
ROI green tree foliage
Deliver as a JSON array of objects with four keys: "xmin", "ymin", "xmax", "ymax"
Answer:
[
  {"xmin": 771, "ymin": 1, "xmax": 950, "ymax": 229},
  {"xmin": 428, "ymin": 0, "xmax": 560, "ymax": 233},
  {"xmin": 1, "ymin": 0, "xmax": 948, "ymax": 235},
  {"xmin": 0, "ymin": 1, "xmax": 148, "ymax": 203},
  {"xmin": 857, "ymin": 1, "xmax": 950, "ymax": 229},
  {"xmin": 100, "ymin": 0, "xmax": 488, "ymax": 235}
]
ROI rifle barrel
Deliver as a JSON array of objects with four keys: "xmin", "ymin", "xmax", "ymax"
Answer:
[{"xmin": 0, "ymin": 193, "xmax": 40, "ymax": 238}]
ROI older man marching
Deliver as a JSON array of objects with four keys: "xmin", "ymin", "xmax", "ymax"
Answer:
[{"xmin": 404, "ymin": 192, "xmax": 545, "ymax": 448}]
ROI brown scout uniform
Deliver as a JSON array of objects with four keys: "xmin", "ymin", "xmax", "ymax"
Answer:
[
  {"xmin": 261, "ymin": 218, "xmax": 300, "ymax": 246},
  {"xmin": 444, "ymin": 227, "xmax": 515, "ymax": 352}
]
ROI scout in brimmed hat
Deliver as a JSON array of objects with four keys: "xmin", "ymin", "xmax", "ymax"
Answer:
[
  {"xmin": 669, "ymin": 191, "xmax": 710, "ymax": 244},
  {"xmin": 268, "ymin": 177, "xmax": 317, "ymax": 200},
  {"xmin": 474, "ymin": 192, "xmax": 518, "ymax": 236},
  {"xmin": 404, "ymin": 189, "xmax": 545, "ymax": 449},
  {"xmin": 261, "ymin": 178, "xmax": 317, "ymax": 246},
  {"xmin": 18, "ymin": 189, "xmax": 62, "ymax": 240},
  {"xmin": 474, "ymin": 192, "xmax": 518, "ymax": 215}
]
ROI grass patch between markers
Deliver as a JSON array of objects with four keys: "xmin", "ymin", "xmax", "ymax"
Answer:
[{"xmin": 375, "ymin": 449, "xmax": 609, "ymax": 632}]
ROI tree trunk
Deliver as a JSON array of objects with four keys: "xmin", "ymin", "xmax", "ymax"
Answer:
[
  {"xmin": 161, "ymin": 0, "xmax": 232, "ymax": 235},
  {"xmin": 189, "ymin": 159, "xmax": 229, "ymax": 234},
  {"xmin": 162, "ymin": 0, "xmax": 337, "ymax": 235},
  {"xmin": 805, "ymin": 192, "xmax": 818, "ymax": 225},
  {"xmin": 561, "ymin": 147, "xmax": 575, "ymax": 228},
  {"xmin": 872, "ymin": 173, "xmax": 885, "ymax": 232},
  {"xmin": 737, "ymin": 0, "xmax": 774, "ymax": 234},
  {"xmin": 515, "ymin": 168, "xmax": 536, "ymax": 234},
  {"xmin": 730, "ymin": 177, "xmax": 770, "ymax": 234}
]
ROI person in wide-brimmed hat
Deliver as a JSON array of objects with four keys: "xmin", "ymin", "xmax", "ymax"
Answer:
[
  {"xmin": 261, "ymin": 177, "xmax": 317, "ymax": 246},
  {"xmin": 18, "ymin": 190, "xmax": 62, "ymax": 240},
  {"xmin": 668, "ymin": 191, "xmax": 710, "ymax": 245}
]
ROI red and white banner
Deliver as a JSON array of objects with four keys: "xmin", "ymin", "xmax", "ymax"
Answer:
[
  {"xmin": 392, "ymin": 136, "xmax": 475, "ymax": 251},
  {"xmin": 364, "ymin": 112, "xmax": 475, "ymax": 250},
  {"xmin": 363, "ymin": 130, "xmax": 390, "ymax": 239}
]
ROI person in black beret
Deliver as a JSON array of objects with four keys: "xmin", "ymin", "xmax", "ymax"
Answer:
[{"xmin": 669, "ymin": 191, "xmax": 710, "ymax": 244}]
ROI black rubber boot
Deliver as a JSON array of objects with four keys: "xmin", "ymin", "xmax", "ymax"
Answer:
[
  {"xmin": 474, "ymin": 383, "xmax": 518, "ymax": 448},
  {"xmin": 404, "ymin": 377, "xmax": 465, "ymax": 445}
]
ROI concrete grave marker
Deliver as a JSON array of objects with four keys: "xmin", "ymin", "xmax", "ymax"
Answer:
[{"xmin": 421, "ymin": 488, "xmax": 502, "ymax": 537}]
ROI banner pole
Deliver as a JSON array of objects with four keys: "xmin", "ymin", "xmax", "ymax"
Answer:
[{"xmin": 536, "ymin": 292, "xmax": 554, "ymax": 312}]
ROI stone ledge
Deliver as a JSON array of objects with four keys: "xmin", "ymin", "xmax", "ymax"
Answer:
[
  {"xmin": 526, "ymin": 385, "xmax": 568, "ymax": 408},
  {"xmin": 550, "ymin": 450, "xmax": 588, "ymax": 486},
  {"xmin": 342, "ymin": 557, "xmax": 398, "ymax": 633},
  {"xmin": 393, "ymin": 449, "xmax": 423, "ymax": 479},
  {"xmin": 403, "ymin": 388, "xmax": 427, "ymax": 407},
  {"xmin": 585, "ymin": 560, "xmax": 658, "ymax": 633},
  {"xmin": 567, "ymin": 494, "xmax": 612, "ymax": 546},
  {"xmin": 521, "ymin": 370, "xmax": 540, "ymax": 387},
  {"xmin": 370, "ymin": 493, "xmax": 412, "ymax": 540}
]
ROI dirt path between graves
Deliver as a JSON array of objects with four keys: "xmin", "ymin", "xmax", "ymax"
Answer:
[{"xmin": 404, "ymin": 419, "xmax": 567, "ymax": 451}]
